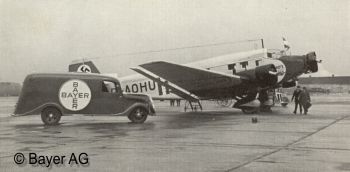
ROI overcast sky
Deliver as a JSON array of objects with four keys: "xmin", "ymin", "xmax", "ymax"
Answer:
[{"xmin": 1, "ymin": 0, "xmax": 349, "ymax": 82}]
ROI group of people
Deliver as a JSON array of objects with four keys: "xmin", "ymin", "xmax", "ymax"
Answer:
[
  {"xmin": 291, "ymin": 86, "xmax": 311, "ymax": 115},
  {"xmin": 170, "ymin": 99, "xmax": 181, "ymax": 107}
]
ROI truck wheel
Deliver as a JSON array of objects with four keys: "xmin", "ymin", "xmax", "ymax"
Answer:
[
  {"xmin": 128, "ymin": 107, "xmax": 148, "ymax": 123},
  {"xmin": 41, "ymin": 107, "xmax": 62, "ymax": 125}
]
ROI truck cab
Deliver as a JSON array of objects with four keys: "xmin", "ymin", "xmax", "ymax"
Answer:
[{"xmin": 14, "ymin": 73, "xmax": 155, "ymax": 125}]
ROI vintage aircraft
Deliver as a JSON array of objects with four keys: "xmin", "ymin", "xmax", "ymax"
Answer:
[
  {"xmin": 130, "ymin": 48, "xmax": 319, "ymax": 113},
  {"xmin": 69, "ymin": 47, "xmax": 319, "ymax": 113}
]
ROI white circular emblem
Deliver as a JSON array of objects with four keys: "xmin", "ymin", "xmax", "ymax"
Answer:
[
  {"xmin": 59, "ymin": 80, "xmax": 91, "ymax": 111},
  {"xmin": 77, "ymin": 64, "xmax": 91, "ymax": 73},
  {"xmin": 272, "ymin": 60, "xmax": 287, "ymax": 83}
]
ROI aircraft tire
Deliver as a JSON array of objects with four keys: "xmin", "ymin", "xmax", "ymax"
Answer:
[
  {"xmin": 241, "ymin": 107, "xmax": 259, "ymax": 114},
  {"xmin": 41, "ymin": 107, "xmax": 62, "ymax": 125},
  {"xmin": 128, "ymin": 107, "xmax": 148, "ymax": 123}
]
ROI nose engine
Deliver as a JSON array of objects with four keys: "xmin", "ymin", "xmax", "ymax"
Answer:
[{"xmin": 305, "ymin": 52, "xmax": 318, "ymax": 73}]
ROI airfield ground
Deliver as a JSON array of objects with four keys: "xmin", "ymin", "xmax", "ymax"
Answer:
[{"xmin": 0, "ymin": 95, "xmax": 350, "ymax": 172}]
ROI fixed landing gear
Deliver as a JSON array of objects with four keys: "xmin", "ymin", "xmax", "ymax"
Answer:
[
  {"xmin": 234, "ymin": 91, "xmax": 260, "ymax": 114},
  {"xmin": 235, "ymin": 88, "xmax": 276, "ymax": 114},
  {"xmin": 241, "ymin": 107, "xmax": 259, "ymax": 114},
  {"xmin": 240, "ymin": 106, "xmax": 272, "ymax": 114}
]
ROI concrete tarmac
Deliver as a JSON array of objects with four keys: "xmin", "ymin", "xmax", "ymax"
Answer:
[{"xmin": 0, "ymin": 96, "xmax": 350, "ymax": 172}]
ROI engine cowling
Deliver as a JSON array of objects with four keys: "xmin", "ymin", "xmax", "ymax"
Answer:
[
  {"xmin": 305, "ymin": 52, "xmax": 318, "ymax": 73},
  {"xmin": 255, "ymin": 64, "xmax": 278, "ymax": 87}
]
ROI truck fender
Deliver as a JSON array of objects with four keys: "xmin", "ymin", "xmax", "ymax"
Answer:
[
  {"xmin": 116, "ymin": 103, "xmax": 151, "ymax": 116},
  {"xmin": 13, "ymin": 102, "xmax": 64, "ymax": 116}
]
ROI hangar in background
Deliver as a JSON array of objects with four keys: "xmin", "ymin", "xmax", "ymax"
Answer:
[
  {"xmin": 285, "ymin": 64, "xmax": 350, "ymax": 94},
  {"xmin": 298, "ymin": 76, "xmax": 350, "ymax": 94}
]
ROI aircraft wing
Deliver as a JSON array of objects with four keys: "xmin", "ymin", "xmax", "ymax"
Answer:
[{"xmin": 131, "ymin": 61, "xmax": 244, "ymax": 99}]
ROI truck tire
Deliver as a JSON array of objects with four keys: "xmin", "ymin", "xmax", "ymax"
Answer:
[
  {"xmin": 128, "ymin": 107, "xmax": 148, "ymax": 123},
  {"xmin": 41, "ymin": 107, "xmax": 62, "ymax": 125}
]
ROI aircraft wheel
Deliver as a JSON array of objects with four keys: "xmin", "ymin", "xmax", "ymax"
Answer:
[
  {"xmin": 128, "ymin": 107, "xmax": 148, "ymax": 123},
  {"xmin": 260, "ymin": 106, "xmax": 272, "ymax": 112},
  {"xmin": 41, "ymin": 107, "xmax": 62, "ymax": 125},
  {"xmin": 241, "ymin": 107, "xmax": 259, "ymax": 114}
]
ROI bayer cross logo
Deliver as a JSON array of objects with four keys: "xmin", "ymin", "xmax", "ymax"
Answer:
[
  {"xmin": 59, "ymin": 80, "xmax": 91, "ymax": 111},
  {"xmin": 77, "ymin": 64, "xmax": 92, "ymax": 73}
]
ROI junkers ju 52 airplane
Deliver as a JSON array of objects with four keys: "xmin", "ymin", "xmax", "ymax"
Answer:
[{"xmin": 69, "ymin": 43, "xmax": 319, "ymax": 114}]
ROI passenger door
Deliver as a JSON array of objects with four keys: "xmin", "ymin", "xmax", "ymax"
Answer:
[{"xmin": 97, "ymin": 80, "xmax": 129, "ymax": 114}]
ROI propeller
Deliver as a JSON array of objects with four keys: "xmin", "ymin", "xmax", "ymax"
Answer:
[{"xmin": 305, "ymin": 52, "xmax": 318, "ymax": 73}]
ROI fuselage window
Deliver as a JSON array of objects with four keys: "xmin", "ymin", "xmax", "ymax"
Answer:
[
  {"xmin": 228, "ymin": 63, "xmax": 236, "ymax": 74},
  {"xmin": 240, "ymin": 61, "xmax": 248, "ymax": 70},
  {"xmin": 255, "ymin": 60, "xmax": 261, "ymax": 66}
]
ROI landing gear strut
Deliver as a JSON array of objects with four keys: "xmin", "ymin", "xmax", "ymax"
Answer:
[{"xmin": 233, "ymin": 91, "xmax": 260, "ymax": 114}]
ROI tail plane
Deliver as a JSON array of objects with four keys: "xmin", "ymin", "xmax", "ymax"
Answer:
[{"xmin": 68, "ymin": 61, "xmax": 100, "ymax": 73}]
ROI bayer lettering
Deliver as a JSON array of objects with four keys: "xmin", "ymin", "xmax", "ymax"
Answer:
[{"xmin": 60, "ymin": 82, "xmax": 90, "ymax": 109}]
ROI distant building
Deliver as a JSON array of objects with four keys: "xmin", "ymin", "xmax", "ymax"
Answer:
[
  {"xmin": 282, "ymin": 76, "xmax": 350, "ymax": 95},
  {"xmin": 298, "ymin": 76, "xmax": 350, "ymax": 85},
  {"xmin": 0, "ymin": 82, "xmax": 21, "ymax": 96},
  {"xmin": 297, "ymin": 76, "xmax": 350, "ymax": 94},
  {"xmin": 285, "ymin": 63, "xmax": 350, "ymax": 94}
]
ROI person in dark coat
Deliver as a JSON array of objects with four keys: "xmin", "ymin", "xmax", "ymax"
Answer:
[
  {"xmin": 291, "ymin": 86, "xmax": 302, "ymax": 114},
  {"xmin": 299, "ymin": 87, "xmax": 311, "ymax": 115}
]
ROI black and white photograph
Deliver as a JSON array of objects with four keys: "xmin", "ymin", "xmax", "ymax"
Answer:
[{"xmin": 0, "ymin": 0, "xmax": 349, "ymax": 171}]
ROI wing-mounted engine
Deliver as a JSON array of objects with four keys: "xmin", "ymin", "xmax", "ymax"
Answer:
[
  {"xmin": 236, "ymin": 61, "xmax": 286, "ymax": 87},
  {"xmin": 255, "ymin": 64, "xmax": 278, "ymax": 87},
  {"xmin": 234, "ymin": 60, "xmax": 287, "ymax": 113}
]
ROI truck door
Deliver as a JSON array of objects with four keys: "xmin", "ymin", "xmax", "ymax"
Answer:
[{"xmin": 97, "ymin": 80, "xmax": 129, "ymax": 114}]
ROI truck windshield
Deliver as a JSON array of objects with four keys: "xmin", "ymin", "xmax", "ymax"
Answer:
[{"xmin": 102, "ymin": 81, "xmax": 119, "ymax": 94}]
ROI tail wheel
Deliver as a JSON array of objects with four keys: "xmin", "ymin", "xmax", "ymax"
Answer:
[
  {"xmin": 41, "ymin": 107, "xmax": 62, "ymax": 125},
  {"xmin": 128, "ymin": 107, "xmax": 148, "ymax": 123}
]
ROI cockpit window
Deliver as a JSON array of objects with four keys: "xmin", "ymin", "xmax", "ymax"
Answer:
[{"xmin": 102, "ymin": 81, "xmax": 119, "ymax": 93}]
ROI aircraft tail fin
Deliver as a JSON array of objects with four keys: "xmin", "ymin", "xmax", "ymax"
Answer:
[{"xmin": 68, "ymin": 61, "xmax": 100, "ymax": 73}]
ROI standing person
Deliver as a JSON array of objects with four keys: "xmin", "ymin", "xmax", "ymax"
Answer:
[
  {"xmin": 176, "ymin": 99, "xmax": 181, "ymax": 107},
  {"xmin": 291, "ymin": 86, "xmax": 302, "ymax": 114},
  {"xmin": 299, "ymin": 87, "xmax": 311, "ymax": 115}
]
